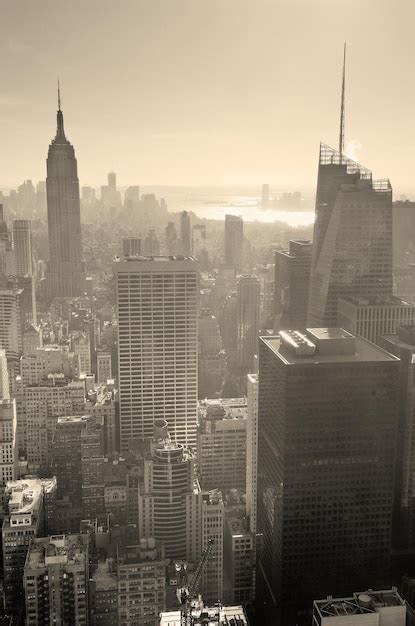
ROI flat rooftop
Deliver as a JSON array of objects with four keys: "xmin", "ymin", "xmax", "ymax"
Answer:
[
  {"xmin": 198, "ymin": 398, "xmax": 247, "ymax": 421},
  {"xmin": 262, "ymin": 328, "xmax": 399, "ymax": 365},
  {"xmin": 114, "ymin": 255, "xmax": 197, "ymax": 268},
  {"xmin": 26, "ymin": 534, "xmax": 88, "ymax": 570},
  {"xmin": 159, "ymin": 605, "xmax": 248, "ymax": 625},
  {"xmin": 338, "ymin": 294, "xmax": 415, "ymax": 307},
  {"xmin": 314, "ymin": 589, "xmax": 405, "ymax": 623}
]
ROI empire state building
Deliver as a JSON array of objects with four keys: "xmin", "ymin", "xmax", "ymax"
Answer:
[{"xmin": 46, "ymin": 86, "xmax": 84, "ymax": 299}]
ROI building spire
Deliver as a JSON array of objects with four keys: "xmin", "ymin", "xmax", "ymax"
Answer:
[
  {"xmin": 57, "ymin": 77, "xmax": 61, "ymax": 111},
  {"xmin": 54, "ymin": 78, "xmax": 66, "ymax": 143},
  {"xmin": 339, "ymin": 42, "xmax": 346, "ymax": 160}
]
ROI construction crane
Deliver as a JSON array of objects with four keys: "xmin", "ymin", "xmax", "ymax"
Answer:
[{"xmin": 176, "ymin": 538, "xmax": 215, "ymax": 626}]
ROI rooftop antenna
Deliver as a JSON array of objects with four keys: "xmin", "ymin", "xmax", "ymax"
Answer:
[
  {"xmin": 339, "ymin": 43, "xmax": 346, "ymax": 160},
  {"xmin": 57, "ymin": 77, "xmax": 61, "ymax": 111}
]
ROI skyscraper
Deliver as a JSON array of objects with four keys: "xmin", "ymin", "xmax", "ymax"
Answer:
[
  {"xmin": 0, "ymin": 399, "xmax": 16, "ymax": 520},
  {"xmin": 46, "ymin": 84, "xmax": 84, "ymax": 299},
  {"xmin": 180, "ymin": 210, "xmax": 191, "ymax": 256},
  {"xmin": 307, "ymin": 49, "xmax": 393, "ymax": 327},
  {"xmin": 115, "ymin": 255, "xmax": 198, "ymax": 449},
  {"xmin": 257, "ymin": 328, "xmax": 399, "ymax": 625},
  {"xmin": 274, "ymin": 239, "xmax": 312, "ymax": 331},
  {"xmin": 224, "ymin": 214, "xmax": 243, "ymax": 273},
  {"xmin": 378, "ymin": 325, "xmax": 415, "ymax": 551},
  {"xmin": 122, "ymin": 236, "xmax": 141, "ymax": 257},
  {"xmin": 13, "ymin": 220, "xmax": 32, "ymax": 277},
  {"xmin": 236, "ymin": 274, "xmax": 260, "ymax": 371}
]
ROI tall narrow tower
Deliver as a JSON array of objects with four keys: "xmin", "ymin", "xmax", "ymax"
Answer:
[{"xmin": 46, "ymin": 83, "xmax": 84, "ymax": 299}]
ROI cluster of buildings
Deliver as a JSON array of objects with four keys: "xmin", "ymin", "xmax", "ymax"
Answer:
[{"xmin": 3, "ymin": 56, "xmax": 415, "ymax": 626}]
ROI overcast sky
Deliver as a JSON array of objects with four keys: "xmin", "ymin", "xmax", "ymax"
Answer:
[{"xmin": 1, "ymin": 0, "xmax": 413, "ymax": 192}]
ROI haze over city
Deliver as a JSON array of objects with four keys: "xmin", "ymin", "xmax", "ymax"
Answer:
[
  {"xmin": 2, "ymin": 0, "xmax": 415, "ymax": 192},
  {"xmin": 3, "ymin": 1, "xmax": 415, "ymax": 625}
]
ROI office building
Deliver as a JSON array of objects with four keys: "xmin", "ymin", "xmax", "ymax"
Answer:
[
  {"xmin": 117, "ymin": 539, "xmax": 166, "ymax": 626},
  {"xmin": 274, "ymin": 240, "xmax": 312, "ymax": 331},
  {"xmin": 0, "ymin": 348, "xmax": 10, "ymax": 399},
  {"xmin": 0, "ymin": 288, "xmax": 23, "ymax": 363},
  {"xmin": 115, "ymin": 256, "xmax": 198, "ymax": 449},
  {"xmin": 236, "ymin": 274, "xmax": 260, "ymax": 371},
  {"xmin": 313, "ymin": 588, "xmax": 408, "ymax": 626},
  {"xmin": 101, "ymin": 171, "xmax": 121, "ymax": 209},
  {"xmin": 138, "ymin": 421, "xmax": 195, "ymax": 559},
  {"xmin": 0, "ymin": 399, "xmax": 16, "ymax": 519},
  {"xmin": 223, "ymin": 513, "xmax": 255, "ymax": 605},
  {"xmin": 165, "ymin": 221, "xmax": 180, "ymax": 255},
  {"xmin": 337, "ymin": 294, "xmax": 415, "ymax": 344},
  {"xmin": 22, "ymin": 324, "xmax": 42, "ymax": 357},
  {"xmin": 378, "ymin": 325, "xmax": 415, "ymax": 551},
  {"xmin": 198, "ymin": 351, "xmax": 227, "ymax": 399},
  {"xmin": 257, "ymin": 329, "xmax": 399, "ymax": 625},
  {"xmin": 97, "ymin": 350, "xmax": 112, "ymax": 383},
  {"xmin": 200, "ymin": 490, "xmax": 224, "ymax": 606},
  {"xmin": 246, "ymin": 372, "xmax": 258, "ymax": 535},
  {"xmin": 142, "ymin": 229, "xmax": 160, "ymax": 256},
  {"xmin": 180, "ymin": 210, "xmax": 191, "ymax": 256},
  {"xmin": 89, "ymin": 559, "xmax": 118, "ymax": 626},
  {"xmin": 20, "ymin": 344, "xmax": 80, "ymax": 386},
  {"xmin": 199, "ymin": 309, "xmax": 222, "ymax": 355},
  {"xmin": 72, "ymin": 331, "xmax": 91, "ymax": 374},
  {"xmin": 122, "ymin": 236, "xmax": 141, "ymax": 257},
  {"xmin": 308, "ymin": 144, "xmax": 393, "ymax": 326},
  {"xmin": 16, "ymin": 379, "xmax": 85, "ymax": 472},
  {"xmin": 197, "ymin": 398, "xmax": 247, "ymax": 492},
  {"xmin": 12, "ymin": 220, "xmax": 32, "ymax": 277},
  {"xmin": 224, "ymin": 215, "xmax": 243, "ymax": 273},
  {"xmin": 2, "ymin": 477, "xmax": 57, "ymax": 607},
  {"xmin": 192, "ymin": 224, "xmax": 207, "ymax": 260},
  {"xmin": 51, "ymin": 414, "xmax": 103, "ymax": 507},
  {"xmin": 46, "ymin": 86, "xmax": 84, "ymax": 299},
  {"xmin": 24, "ymin": 534, "xmax": 89, "ymax": 626}
]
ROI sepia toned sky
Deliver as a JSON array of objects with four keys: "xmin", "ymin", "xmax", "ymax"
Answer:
[{"xmin": 1, "ymin": 0, "xmax": 414, "ymax": 192}]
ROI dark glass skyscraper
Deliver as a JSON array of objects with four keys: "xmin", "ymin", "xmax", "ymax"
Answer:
[
  {"xmin": 46, "ymin": 88, "xmax": 84, "ymax": 299},
  {"xmin": 257, "ymin": 328, "xmax": 399, "ymax": 625},
  {"xmin": 307, "ymin": 145, "xmax": 393, "ymax": 326}
]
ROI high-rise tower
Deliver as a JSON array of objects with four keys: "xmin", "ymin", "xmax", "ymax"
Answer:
[
  {"xmin": 257, "ymin": 329, "xmax": 399, "ymax": 625},
  {"xmin": 115, "ymin": 255, "xmax": 198, "ymax": 449},
  {"xmin": 46, "ymin": 83, "xmax": 84, "ymax": 299},
  {"xmin": 307, "ymin": 48, "xmax": 393, "ymax": 327},
  {"xmin": 224, "ymin": 214, "xmax": 243, "ymax": 273},
  {"xmin": 13, "ymin": 220, "xmax": 32, "ymax": 277}
]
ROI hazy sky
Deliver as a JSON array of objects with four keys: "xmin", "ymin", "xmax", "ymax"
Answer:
[{"xmin": 1, "ymin": 0, "xmax": 414, "ymax": 192}]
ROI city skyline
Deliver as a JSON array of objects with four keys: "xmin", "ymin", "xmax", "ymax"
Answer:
[{"xmin": 2, "ymin": 0, "xmax": 415, "ymax": 192}]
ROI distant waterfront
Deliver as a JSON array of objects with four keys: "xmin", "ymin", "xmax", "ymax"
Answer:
[{"xmin": 138, "ymin": 186, "xmax": 316, "ymax": 227}]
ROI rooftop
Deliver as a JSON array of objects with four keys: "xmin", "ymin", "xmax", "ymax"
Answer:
[
  {"xmin": 262, "ymin": 328, "xmax": 399, "ymax": 365},
  {"xmin": 198, "ymin": 398, "xmax": 247, "ymax": 422},
  {"xmin": 338, "ymin": 294, "xmax": 415, "ymax": 307},
  {"xmin": 159, "ymin": 605, "xmax": 248, "ymax": 625},
  {"xmin": 4, "ymin": 477, "xmax": 56, "ymax": 525},
  {"xmin": 314, "ymin": 589, "xmax": 406, "ymax": 623},
  {"xmin": 114, "ymin": 255, "xmax": 197, "ymax": 269},
  {"xmin": 25, "ymin": 534, "xmax": 88, "ymax": 570}
]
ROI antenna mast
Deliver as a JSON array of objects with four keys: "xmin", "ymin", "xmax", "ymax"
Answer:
[{"xmin": 339, "ymin": 43, "xmax": 346, "ymax": 160}]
